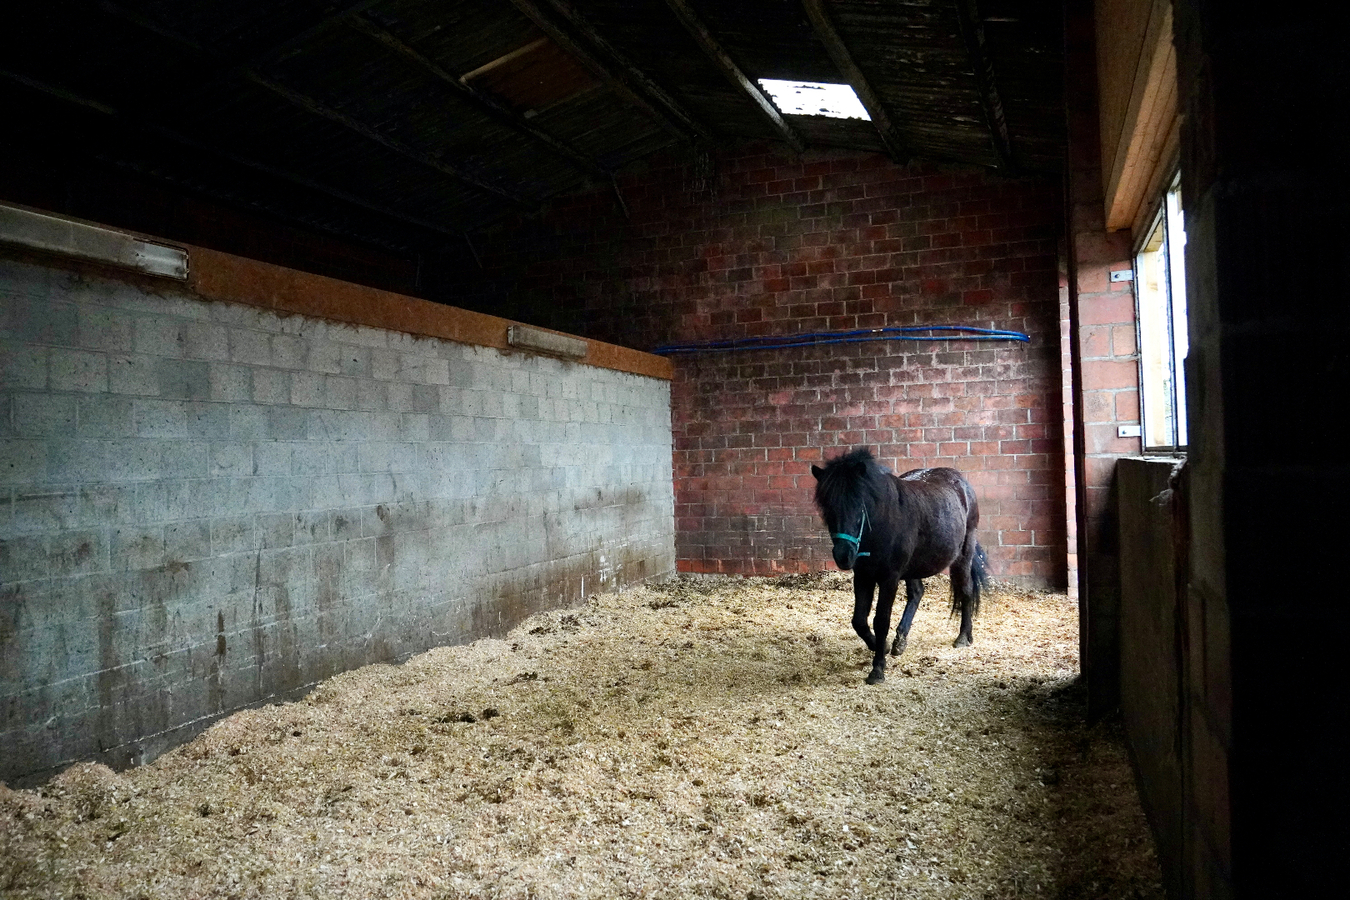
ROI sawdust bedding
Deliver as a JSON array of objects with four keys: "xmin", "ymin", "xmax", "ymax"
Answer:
[{"xmin": 2, "ymin": 574, "xmax": 1164, "ymax": 900}]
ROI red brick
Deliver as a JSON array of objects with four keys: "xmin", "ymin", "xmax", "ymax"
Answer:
[
  {"xmin": 1114, "ymin": 390, "xmax": 1141, "ymax": 421},
  {"xmin": 1081, "ymin": 359, "xmax": 1138, "ymax": 390},
  {"xmin": 1078, "ymin": 292, "xmax": 1136, "ymax": 325},
  {"xmin": 1080, "ymin": 391, "xmax": 1115, "ymax": 423},
  {"xmin": 1081, "ymin": 325, "xmax": 1112, "ymax": 358},
  {"xmin": 477, "ymin": 148, "xmax": 1064, "ymax": 583}
]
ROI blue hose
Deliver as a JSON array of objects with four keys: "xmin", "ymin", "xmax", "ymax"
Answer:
[{"xmin": 653, "ymin": 324, "xmax": 1030, "ymax": 355}]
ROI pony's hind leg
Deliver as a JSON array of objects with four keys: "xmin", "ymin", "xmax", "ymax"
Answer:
[
  {"xmin": 890, "ymin": 578, "xmax": 924, "ymax": 657},
  {"xmin": 953, "ymin": 602, "xmax": 974, "ymax": 647},
  {"xmin": 950, "ymin": 557, "xmax": 976, "ymax": 648}
]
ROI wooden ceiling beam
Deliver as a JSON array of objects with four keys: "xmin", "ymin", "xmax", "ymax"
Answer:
[
  {"xmin": 662, "ymin": 0, "xmax": 804, "ymax": 153},
  {"xmin": 97, "ymin": 2, "xmax": 536, "ymax": 209},
  {"xmin": 242, "ymin": 0, "xmax": 386, "ymax": 69},
  {"xmin": 238, "ymin": 73, "xmax": 536, "ymax": 208},
  {"xmin": 952, "ymin": 0, "xmax": 1015, "ymax": 172},
  {"xmin": 344, "ymin": 15, "xmax": 612, "ymax": 184},
  {"xmin": 94, "ymin": 0, "xmax": 383, "ymax": 104},
  {"xmin": 0, "ymin": 68, "xmax": 467, "ymax": 246},
  {"xmin": 802, "ymin": 0, "xmax": 909, "ymax": 163},
  {"xmin": 458, "ymin": 39, "xmax": 550, "ymax": 83},
  {"xmin": 507, "ymin": 0, "xmax": 714, "ymax": 145}
]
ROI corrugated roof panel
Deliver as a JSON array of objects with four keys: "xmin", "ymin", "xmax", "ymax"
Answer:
[{"xmin": 2, "ymin": 0, "xmax": 1065, "ymax": 249}]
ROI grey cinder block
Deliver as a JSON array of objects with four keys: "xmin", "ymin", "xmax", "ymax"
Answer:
[
  {"xmin": 2, "ymin": 257, "xmax": 675, "ymax": 787},
  {"xmin": 0, "ymin": 439, "xmax": 49, "ymax": 485},
  {"xmin": 50, "ymin": 349, "xmax": 107, "ymax": 393},
  {"xmin": 108, "ymin": 355, "xmax": 159, "ymax": 396}
]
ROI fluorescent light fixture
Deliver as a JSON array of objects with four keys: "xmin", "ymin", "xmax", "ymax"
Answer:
[
  {"xmin": 757, "ymin": 79, "xmax": 871, "ymax": 120},
  {"xmin": 507, "ymin": 324, "xmax": 588, "ymax": 360},
  {"xmin": 0, "ymin": 202, "xmax": 188, "ymax": 279}
]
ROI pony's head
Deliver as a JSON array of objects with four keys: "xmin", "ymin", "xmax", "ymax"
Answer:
[{"xmin": 811, "ymin": 448, "xmax": 886, "ymax": 571}]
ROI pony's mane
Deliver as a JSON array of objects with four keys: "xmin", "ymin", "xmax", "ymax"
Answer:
[{"xmin": 814, "ymin": 447, "xmax": 888, "ymax": 516}]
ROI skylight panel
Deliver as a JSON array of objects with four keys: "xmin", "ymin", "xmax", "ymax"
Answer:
[{"xmin": 757, "ymin": 80, "xmax": 871, "ymax": 120}]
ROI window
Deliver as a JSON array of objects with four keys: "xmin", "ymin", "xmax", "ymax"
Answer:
[
  {"xmin": 756, "ymin": 80, "xmax": 870, "ymax": 120},
  {"xmin": 1133, "ymin": 175, "xmax": 1189, "ymax": 451}
]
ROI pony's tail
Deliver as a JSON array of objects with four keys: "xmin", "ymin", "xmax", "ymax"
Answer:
[
  {"xmin": 971, "ymin": 542, "xmax": 989, "ymax": 617},
  {"xmin": 952, "ymin": 542, "xmax": 990, "ymax": 618}
]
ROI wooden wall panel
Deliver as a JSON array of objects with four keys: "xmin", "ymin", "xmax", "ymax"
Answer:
[{"xmin": 1095, "ymin": 0, "xmax": 1179, "ymax": 232}]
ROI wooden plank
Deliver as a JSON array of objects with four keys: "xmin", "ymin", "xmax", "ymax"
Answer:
[
  {"xmin": 663, "ymin": 0, "xmax": 804, "ymax": 152},
  {"xmin": 455, "ymin": 36, "xmax": 596, "ymax": 117},
  {"xmin": 802, "ymin": 0, "xmax": 909, "ymax": 162},
  {"xmin": 188, "ymin": 246, "xmax": 673, "ymax": 381},
  {"xmin": 1103, "ymin": 1, "xmax": 1178, "ymax": 231},
  {"xmin": 459, "ymin": 39, "xmax": 550, "ymax": 82},
  {"xmin": 1128, "ymin": 109, "xmax": 1180, "ymax": 239}
]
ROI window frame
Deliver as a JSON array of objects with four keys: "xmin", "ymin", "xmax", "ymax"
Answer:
[{"xmin": 1132, "ymin": 172, "xmax": 1189, "ymax": 454}]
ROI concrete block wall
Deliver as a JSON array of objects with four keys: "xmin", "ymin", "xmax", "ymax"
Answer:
[
  {"xmin": 1171, "ymin": 2, "xmax": 1348, "ymax": 895},
  {"xmin": 1117, "ymin": 456, "xmax": 1186, "ymax": 900},
  {"xmin": 0, "ymin": 250, "xmax": 675, "ymax": 786},
  {"xmin": 457, "ymin": 148, "xmax": 1067, "ymax": 587}
]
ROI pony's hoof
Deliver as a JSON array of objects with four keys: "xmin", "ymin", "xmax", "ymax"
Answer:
[
  {"xmin": 865, "ymin": 670, "xmax": 886, "ymax": 685},
  {"xmin": 953, "ymin": 634, "xmax": 972, "ymax": 648},
  {"xmin": 890, "ymin": 635, "xmax": 907, "ymax": 657}
]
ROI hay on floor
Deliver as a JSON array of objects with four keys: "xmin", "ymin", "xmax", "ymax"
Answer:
[{"xmin": 1, "ymin": 574, "xmax": 1163, "ymax": 899}]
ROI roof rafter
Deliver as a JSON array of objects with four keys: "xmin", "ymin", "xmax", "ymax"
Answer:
[
  {"xmin": 0, "ymin": 68, "xmax": 465, "ymax": 248},
  {"xmin": 344, "ymin": 15, "xmax": 611, "ymax": 185},
  {"xmin": 507, "ymin": 0, "xmax": 714, "ymax": 145},
  {"xmin": 103, "ymin": 0, "xmax": 384, "ymax": 105},
  {"xmin": 97, "ymin": 1, "xmax": 536, "ymax": 209},
  {"xmin": 239, "ymin": 73, "xmax": 536, "ymax": 208},
  {"xmin": 952, "ymin": 0, "xmax": 1015, "ymax": 172},
  {"xmin": 802, "ymin": 0, "xmax": 909, "ymax": 163},
  {"xmin": 661, "ymin": 0, "xmax": 804, "ymax": 152},
  {"xmin": 241, "ymin": 0, "xmax": 386, "ymax": 69}
]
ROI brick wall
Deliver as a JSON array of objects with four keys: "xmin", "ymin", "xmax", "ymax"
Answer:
[
  {"xmin": 1064, "ymin": 0, "xmax": 1143, "ymax": 717},
  {"xmin": 460, "ymin": 147, "xmax": 1066, "ymax": 588},
  {"xmin": 0, "ymin": 247, "xmax": 674, "ymax": 786},
  {"xmin": 1058, "ymin": 269, "xmax": 1080, "ymax": 600}
]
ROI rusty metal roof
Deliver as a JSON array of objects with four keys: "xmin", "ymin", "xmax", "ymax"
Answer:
[{"xmin": 2, "ymin": 0, "xmax": 1063, "ymax": 252}]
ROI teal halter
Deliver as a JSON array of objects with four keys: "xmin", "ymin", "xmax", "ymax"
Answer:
[{"xmin": 832, "ymin": 506, "xmax": 870, "ymax": 557}]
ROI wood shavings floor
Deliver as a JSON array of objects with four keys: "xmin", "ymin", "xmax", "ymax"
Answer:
[{"xmin": 1, "ymin": 574, "xmax": 1164, "ymax": 899}]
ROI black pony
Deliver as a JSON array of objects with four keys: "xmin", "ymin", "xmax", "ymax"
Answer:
[{"xmin": 812, "ymin": 448, "xmax": 989, "ymax": 684}]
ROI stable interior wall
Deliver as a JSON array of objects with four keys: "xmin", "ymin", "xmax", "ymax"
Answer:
[
  {"xmin": 458, "ymin": 146, "xmax": 1067, "ymax": 589},
  {"xmin": 1064, "ymin": 0, "xmax": 1144, "ymax": 717},
  {"xmin": 0, "ymin": 239, "xmax": 675, "ymax": 787},
  {"xmin": 1098, "ymin": 3, "xmax": 1349, "ymax": 896},
  {"xmin": 1171, "ymin": 1, "xmax": 1348, "ymax": 895},
  {"xmin": 1117, "ymin": 456, "xmax": 1186, "ymax": 900}
]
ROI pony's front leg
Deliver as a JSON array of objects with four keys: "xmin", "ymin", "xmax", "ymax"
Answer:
[
  {"xmin": 851, "ymin": 573, "xmax": 878, "ymax": 651},
  {"xmin": 890, "ymin": 578, "xmax": 925, "ymax": 657},
  {"xmin": 866, "ymin": 578, "xmax": 899, "ymax": 684}
]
